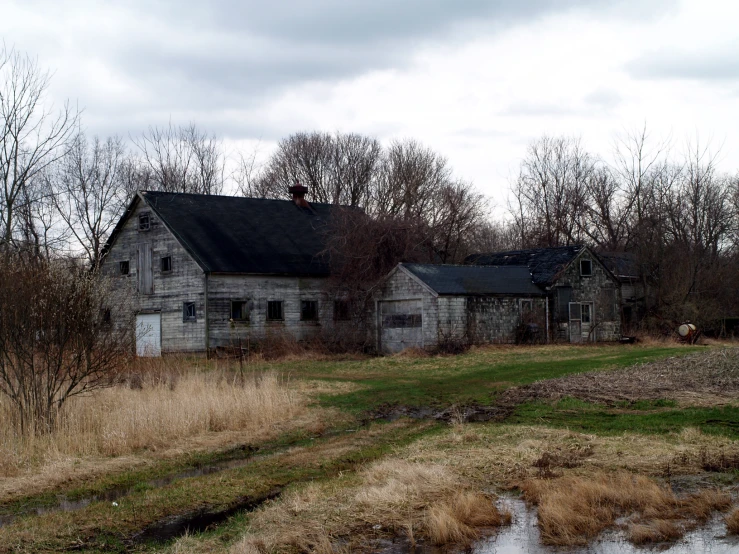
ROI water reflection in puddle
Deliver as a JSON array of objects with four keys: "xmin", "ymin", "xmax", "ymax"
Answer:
[{"xmin": 473, "ymin": 499, "xmax": 739, "ymax": 554}]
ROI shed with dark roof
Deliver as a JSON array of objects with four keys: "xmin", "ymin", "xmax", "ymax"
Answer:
[{"xmin": 375, "ymin": 263, "xmax": 549, "ymax": 353}]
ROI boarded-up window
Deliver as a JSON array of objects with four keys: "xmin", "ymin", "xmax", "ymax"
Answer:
[
  {"xmin": 301, "ymin": 300, "xmax": 318, "ymax": 321},
  {"xmin": 137, "ymin": 243, "xmax": 153, "ymax": 294},
  {"xmin": 383, "ymin": 314, "xmax": 422, "ymax": 328},
  {"xmin": 557, "ymin": 287, "xmax": 572, "ymax": 321},
  {"xmin": 138, "ymin": 212, "xmax": 151, "ymax": 231},
  {"xmin": 267, "ymin": 301, "xmax": 283, "ymax": 321}
]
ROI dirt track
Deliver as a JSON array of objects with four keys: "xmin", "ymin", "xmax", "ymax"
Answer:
[{"xmin": 499, "ymin": 347, "xmax": 739, "ymax": 407}]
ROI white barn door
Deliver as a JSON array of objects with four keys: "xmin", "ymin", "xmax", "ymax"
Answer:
[{"xmin": 136, "ymin": 313, "xmax": 161, "ymax": 357}]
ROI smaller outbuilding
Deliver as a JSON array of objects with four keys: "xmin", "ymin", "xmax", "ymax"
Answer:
[{"xmin": 376, "ymin": 263, "xmax": 547, "ymax": 353}]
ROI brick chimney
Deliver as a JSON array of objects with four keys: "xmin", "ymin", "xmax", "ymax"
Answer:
[{"xmin": 288, "ymin": 182, "xmax": 309, "ymax": 208}]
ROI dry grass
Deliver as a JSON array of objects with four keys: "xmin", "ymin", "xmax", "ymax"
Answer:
[
  {"xmin": 226, "ymin": 459, "xmax": 510, "ymax": 553},
  {"xmin": 726, "ymin": 507, "xmax": 739, "ymax": 534},
  {"xmin": 499, "ymin": 347, "xmax": 739, "ymax": 407},
  {"xmin": 425, "ymin": 491, "xmax": 510, "ymax": 545},
  {"xmin": 0, "ymin": 363, "xmax": 310, "ymax": 494},
  {"xmin": 520, "ymin": 472, "xmax": 731, "ymax": 546}
]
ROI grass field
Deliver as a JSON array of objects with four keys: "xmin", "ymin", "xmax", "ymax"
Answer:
[{"xmin": 2, "ymin": 342, "xmax": 738, "ymax": 553}]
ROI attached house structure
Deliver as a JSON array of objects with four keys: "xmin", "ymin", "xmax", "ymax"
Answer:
[
  {"xmin": 467, "ymin": 245, "xmax": 622, "ymax": 343},
  {"xmin": 100, "ymin": 187, "xmax": 347, "ymax": 356},
  {"xmin": 375, "ymin": 245, "xmax": 622, "ymax": 352}
]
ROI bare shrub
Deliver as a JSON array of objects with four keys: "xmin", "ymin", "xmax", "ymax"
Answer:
[{"xmin": 0, "ymin": 255, "xmax": 133, "ymax": 435}]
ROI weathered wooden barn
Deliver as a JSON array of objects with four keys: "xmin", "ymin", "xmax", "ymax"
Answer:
[
  {"xmin": 466, "ymin": 245, "xmax": 622, "ymax": 343},
  {"xmin": 376, "ymin": 263, "xmax": 548, "ymax": 353},
  {"xmin": 100, "ymin": 187, "xmax": 347, "ymax": 356}
]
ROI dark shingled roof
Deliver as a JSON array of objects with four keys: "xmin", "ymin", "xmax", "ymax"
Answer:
[
  {"xmin": 598, "ymin": 251, "xmax": 640, "ymax": 281},
  {"xmin": 464, "ymin": 245, "xmax": 584, "ymax": 286},
  {"xmin": 401, "ymin": 263, "xmax": 545, "ymax": 296},
  {"xmin": 139, "ymin": 191, "xmax": 335, "ymax": 275}
]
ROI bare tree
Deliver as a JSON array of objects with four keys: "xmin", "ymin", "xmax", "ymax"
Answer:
[
  {"xmin": 510, "ymin": 136, "xmax": 592, "ymax": 247},
  {"xmin": 255, "ymin": 131, "xmax": 381, "ymax": 206},
  {"xmin": 51, "ymin": 133, "xmax": 129, "ymax": 269},
  {"xmin": 0, "ymin": 45, "xmax": 78, "ymax": 252},
  {"xmin": 0, "ymin": 254, "xmax": 133, "ymax": 434},
  {"xmin": 132, "ymin": 122, "xmax": 224, "ymax": 195}
]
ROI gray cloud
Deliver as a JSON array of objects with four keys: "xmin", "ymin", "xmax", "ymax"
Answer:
[
  {"xmin": 9, "ymin": 0, "xmax": 676, "ymax": 140},
  {"xmin": 627, "ymin": 48, "xmax": 739, "ymax": 81}
]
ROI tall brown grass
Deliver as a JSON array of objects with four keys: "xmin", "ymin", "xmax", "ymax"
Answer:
[
  {"xmin": 229, "ymin": 459, "xmax": 511, "ymax": 553},
  {"xmin": 520, "ymin": 472, "xmax": 731, "ymax": 546},
  {"xmin": 726, "ymin": 507, "xmax": 739, "ymax": 534},
  {"xmin": 0, "ymin": 365, "xmax": 303, "ymax": 477}
]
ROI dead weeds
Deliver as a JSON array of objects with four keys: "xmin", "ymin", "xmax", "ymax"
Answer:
[
  {"xmin": 519, "ymin": 472, "xmax": 732, "ymax": 546},
  {"xmin": 499, "ymin": 347, "xmax": 739, "ymax": 407}
]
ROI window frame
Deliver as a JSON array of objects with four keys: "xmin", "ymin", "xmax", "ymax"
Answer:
[
  {"xmin": 580, "ymin": 259, "xmax": 593, "ymax": 277},
  {"xmin": 581, "ymin": 302, "xmax": 592, "ymax": 324},
  {"xmin": 300, "ymin": 300, "xmax": 318, "ymax": 321},
  {"xmin": 267, "ymin": 300, "xmax": 284, "ymax": 321},
  {"xmin": 520, "ymin": 299, "xmax": 533, "ymax": 313},
  {"xmin": 183, "ymin": 302, "xmax": 197, "ymax": 322},
  {"xmin": 138, "ymin": 212, "xmax": 151, "ymax": 232},
  {"xmin": 119, "ymin": 260, "xmax": 129, "ymax": 275},
  {"xmin": 230, "ymin": 300, "xmax": 249, "ymax": 321},
  {"xmin": 161, "ymin": 256, "xmax": 172, "ymax": 273}
]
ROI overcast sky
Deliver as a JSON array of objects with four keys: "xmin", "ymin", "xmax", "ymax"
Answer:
[{"xmin": 3, "ymin": 0, "xmax": 738, "ymax": 212}]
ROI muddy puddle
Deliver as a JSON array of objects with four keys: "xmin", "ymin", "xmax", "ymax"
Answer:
[
  {"xmin": 377, "ymin": 499, "xmax": 739, "ymax": 554},
  {"xmin": 0, "ymin": 448, "xmax": 260, "ymax": 528}
]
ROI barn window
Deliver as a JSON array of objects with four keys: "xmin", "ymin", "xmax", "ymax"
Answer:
[
  {"xmin": 119, "ymin": 261, "xmax": 129, "ymax": 275},
  {"xmin": 334, "ymin": 300, "xmax": 350, "ymax": 321},
  {"xmin": 161, "ymin": 256, "xmax": 172, "ymax": 272},
  {"xmin": 301, "ymin": 300, "xmax": 318, "ymax": 321},
  {"xmin": 183, "ymin": 302, "xmax": 196, "ymax": 322},
  {"xmin": 138, "ymin": 212, "xmax": 151, "ymax": 231},
  {"xmin": 231, "ymin": 300, "xmax": 249, "ymax": 321},
  {"xmin": 520, "ymin": 299, "xmax": 533, "ymax": 313},
  {"xmin": 580, "ymin": 259, "xmax": 593, "ymax": 276},
  {"xmin": 581, "ymin": 303, "xmax": 592, "ymax": 324},
  {"xmin": 267, "ymin": 301, "xmax": 283, "ymax": 321}
]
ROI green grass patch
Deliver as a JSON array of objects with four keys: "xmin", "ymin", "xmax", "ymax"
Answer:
[
  {"xmin": 288, "ymin": 345, "xmax": 699, "ymax": 413},
  {"xmin": 511, "ymin": 398, "xmax": 739, "ymax": 439}
]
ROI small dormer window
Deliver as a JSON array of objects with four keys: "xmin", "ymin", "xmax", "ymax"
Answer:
[
  {"xmin": 580, "ymin": 259, "xmax": 593, "ymax": 277},
  {"xmin": 138, "ymin": 212, "xmax": 151, "ymax": 231}
]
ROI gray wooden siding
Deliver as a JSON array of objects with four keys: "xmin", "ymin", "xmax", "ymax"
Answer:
[
  {"xmin": 101, "ymin": 199, "xmax": 207, "ymax": 353},
  {"xmin": 468, "ymin": 297, "xmax": 547, "ymax": 344},
  {"xmin": 206, "ymin": 275, "xmax": 337, "ymax": 347},
  {"xmin": 376, "ymin": 268, "xmax": 439, "ymax": 350}
]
